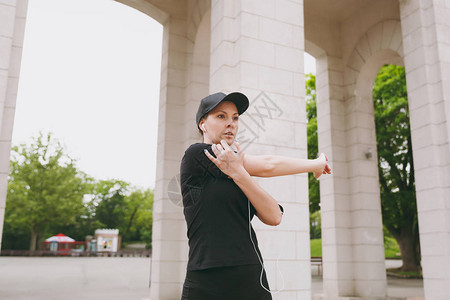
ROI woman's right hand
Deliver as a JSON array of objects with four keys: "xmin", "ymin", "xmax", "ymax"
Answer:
[
  {"xmin": 204, "ymin": 140, "xmax": 247, "ymax": 179},
  {"xmin": 313, "ymin": 153, "xmax": 331, "ymax": 179}
]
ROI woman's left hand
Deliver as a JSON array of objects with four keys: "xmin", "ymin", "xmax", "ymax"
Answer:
[
  {"xmin": 204, "ymin": 140, "xmax": 246, "ymax": 179},
  {"xmin": 313, "ymin": 153, "xmax": 332, "ymax": 179}
]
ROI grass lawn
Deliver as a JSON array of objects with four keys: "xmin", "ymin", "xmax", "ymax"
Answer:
[
  {"xmin": 310, "ymin": 238, "xmax": 401, "ymax": 259},
  {"xmin": 310, "ymin": 239, "xmax": 322, "ymax": 257},
  {"xmin": 384, "ymin": 236, "xmax": 401, "ymax": 259}
]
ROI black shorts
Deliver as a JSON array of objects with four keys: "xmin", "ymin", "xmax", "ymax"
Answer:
[{"xmin": 181, "ymin": 264, "xmax": 273, "ymax": 300}]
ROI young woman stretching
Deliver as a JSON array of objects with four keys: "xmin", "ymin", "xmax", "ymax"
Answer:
[{"xmin": 180, "ymin": 92, "xmax": 331, "ymax": 300}]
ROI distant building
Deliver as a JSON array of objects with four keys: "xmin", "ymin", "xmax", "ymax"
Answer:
[{"xmin": 94, "ymin": 229, "xmax": 121, "ymax": 252}]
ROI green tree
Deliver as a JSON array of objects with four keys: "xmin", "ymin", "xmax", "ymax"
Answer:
[
  {"xmin": 306, "ymin": 73, "xmax": 321, "ymax": 237},
  {"xmin": 4, "ymin": 132, "xmax": 88, "ymax": 250},
  {"xmin": 125, "ymin": 188, "xmax": 153, "ymax": 248},
  {"xmin": 91, "ymin": 179, "xmax": 129, "ymax": 230},
  {"xmin": 1, "ymin": 223, "xmax": 30, "ymax": 250},
  {"xmin": 373, "ymin": 64, "xmax": 420, "ymax": 271},
  {"xmin": 49, "ymin": 185, "xmax": 105, "ymax": 243},
  {"xmin": 88, "ymin": 181, "xmax": 154, "ymax": 247},
  {"xmin": 122, "ymin": 188, "xmax": 153, "ymax": 242}
]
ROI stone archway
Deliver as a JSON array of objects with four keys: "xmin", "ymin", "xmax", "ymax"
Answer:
[
  {"xmin": 185, "ymin": 5, "xmax": 211, "ymax": 145},
  {"xmin": 343, "ymin": 20, "xmax": 405, "ymax": 299},
  {"xmin": 115, "ymin": 0, "xmax": 169, "ymax": 24},
  {"xmin": 306, "ymin": 18, "xmax": 406, "ymax": 299},
  {"xmin": 136, "ymin": 1, "xmax": 212, "ymax": 299},
  {"xmin": 0, "ymin": 0, "xmax": 172, "ymax": 250},
  {"xmin": 0, "ymin": 1, "xmax": 212, "ymax": 299},
  {"xmin": 4, "ymin": 1, "xmax": 450, "ymax": 299}
]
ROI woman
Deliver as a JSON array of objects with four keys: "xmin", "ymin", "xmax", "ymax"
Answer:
[{"xmin": 180, "ymin": 92, "xmax": 331, "ymax": 300}]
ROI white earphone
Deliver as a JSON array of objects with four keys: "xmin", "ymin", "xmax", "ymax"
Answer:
[
  {"xmin": 202, "ymin": 124, "xmax": 206, "ymax": 132},
  {"xmin": 248, "ymin": 201, "xmax": 285, "ymax": 294}
]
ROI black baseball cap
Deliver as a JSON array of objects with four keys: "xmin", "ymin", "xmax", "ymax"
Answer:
[{"xmin": 196, "ymin": 92, "xmax": 249, "ymax": 129}]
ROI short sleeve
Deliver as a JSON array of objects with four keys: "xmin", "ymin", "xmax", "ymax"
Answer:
[
  {"xmin": 249, "ymin": 201, "xmax": 257, "ymax": 217},
  {"xmin": 183, "ymin": 143, "xmax": 229, "ymax": 180},
  {"xmin": 251, "ymin": 203, "xmax": 285, "ymax": 217}
]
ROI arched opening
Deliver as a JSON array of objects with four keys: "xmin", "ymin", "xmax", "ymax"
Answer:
[
  {"xmin": 304, "ymin": 52, "xmax": 322, "ymax": 259},
  {"xmin": 3, "ymin": 0, "xmax": 162, "ymax": 272},
  {"xmin": 372, "ymin": 63, "xmax": 421, "ymax": 274},
  {"xmin": 350, "ymin": 48, "xmax": 422, "ymax": 297}
]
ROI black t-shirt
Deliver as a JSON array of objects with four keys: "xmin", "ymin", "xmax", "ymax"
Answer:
[{"xmin": 180, "ymin": 142, "xmax": 283, "ymax": 271}]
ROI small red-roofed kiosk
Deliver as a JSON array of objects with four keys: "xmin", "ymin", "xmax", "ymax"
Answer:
[{"xmin": 45, "ymin": 233, "xmax": 76, "ymax": 255}]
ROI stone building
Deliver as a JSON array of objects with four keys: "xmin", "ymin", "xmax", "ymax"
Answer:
[{"xmin": 0, "ymin": 0, "xmax": 449, "ymax": 299}]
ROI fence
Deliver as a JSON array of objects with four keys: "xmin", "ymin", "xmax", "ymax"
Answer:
[{"xmin": 0, "ymin": 249, "xmax": 151, "ymax": 257}]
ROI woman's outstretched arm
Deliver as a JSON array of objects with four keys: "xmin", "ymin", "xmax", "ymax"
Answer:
[
  {"xmin": 204, "ymin": 140, "xmax": 283, "ymax": 226},
  {"xmin": 243, "ymin": 154, "xmax": 331, "ymax": 178}
]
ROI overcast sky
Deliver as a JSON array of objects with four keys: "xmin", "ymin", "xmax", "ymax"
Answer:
[{"xmin": 14, "ymin": 0, "xmax": 316, "ymax": 190}]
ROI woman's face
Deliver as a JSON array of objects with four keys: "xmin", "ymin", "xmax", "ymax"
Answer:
[{"xmin": 200, "ymin": 101, "xmax": 239, "ymax": 145}]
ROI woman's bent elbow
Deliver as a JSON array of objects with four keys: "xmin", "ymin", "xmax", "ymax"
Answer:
[
  {"xmin": 269, "ymin": 213, "xmax": 282, "ymax": 226},
  {"xmin": 257, "ymin": 212, "xmax": 282, "ymax": 226}
]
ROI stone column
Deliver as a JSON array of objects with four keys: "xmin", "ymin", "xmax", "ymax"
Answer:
[
  {"xmin": 210, "ymin": 0, "xmax": 310, "ymax": 298},
  {"xmin": 399, "ymin": 1, "xmax": 450, "ymax": 299},
  {"xmin": 315, "ymin": 54, "xmax": 355, "ymax": 298},
  {"xmin": 0, "ymin": 0, "xmax": 28, "ymax": 249},
  {"xmin": 345, "ymin": 61, "xmax": 386, "ymax": 299},
  {"xmin": 316, "ymin": 50, "xmax": 388, "ymax": 300},
  {"xmin": 150, "ymin": 9, "xmax": 190, "ymax": 300},
  {"xmin": 149, "ymin": 1, "xmax": 213, "ymax": 298}
]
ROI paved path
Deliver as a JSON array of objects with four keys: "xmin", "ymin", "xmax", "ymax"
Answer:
[
  {"xmin": 0, "ymin": 257, "xmax": 423, "ymax": 299},
  {"xmin": 312, "ymin": 276, "xmax": 424, "ymax": 300},
  {"xmin": 0, "ymin": 257, "xmax": 152, "ymax": 300},
  {"xmin": 311, "ymin": 260, "xmax": 424, "ymax": 300}
]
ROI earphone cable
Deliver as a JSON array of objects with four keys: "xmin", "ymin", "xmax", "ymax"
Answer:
[{"xmin": 248, "ymin": 200, "xmax": 285, "ymax": 294}]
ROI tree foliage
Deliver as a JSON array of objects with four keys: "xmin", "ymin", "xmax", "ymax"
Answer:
[
  {"xmin": 126, "ymin": 189, "xmax": 154, "ymax": 248},
  {"xmin": 2, "ymin": 131, "xmax": 154, "ymax": 250},
  {"xmin": 306, "ymin": 73, "xmax": 320, "ymax": 214},
  {"xmin": 5, "ymin": 132, "xmax": 88, "ymax": 250},
  {"xmin": 89, "ymin": 180, "xmax": 153, "ymax": 244},
  {"xmin": 306, "ymin": 73, "xmax": 321, "ymax": 238},
  {"xmin": 373, "ymin": 64, "xmax": 420, "ymax": 271},
  {"xmin": 123, "ymin": 189, "xmax": 153, "ymax": 246},
  {"xmin": 92, "ymin": 180, "xmax": 129, "ymax": 229}
]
